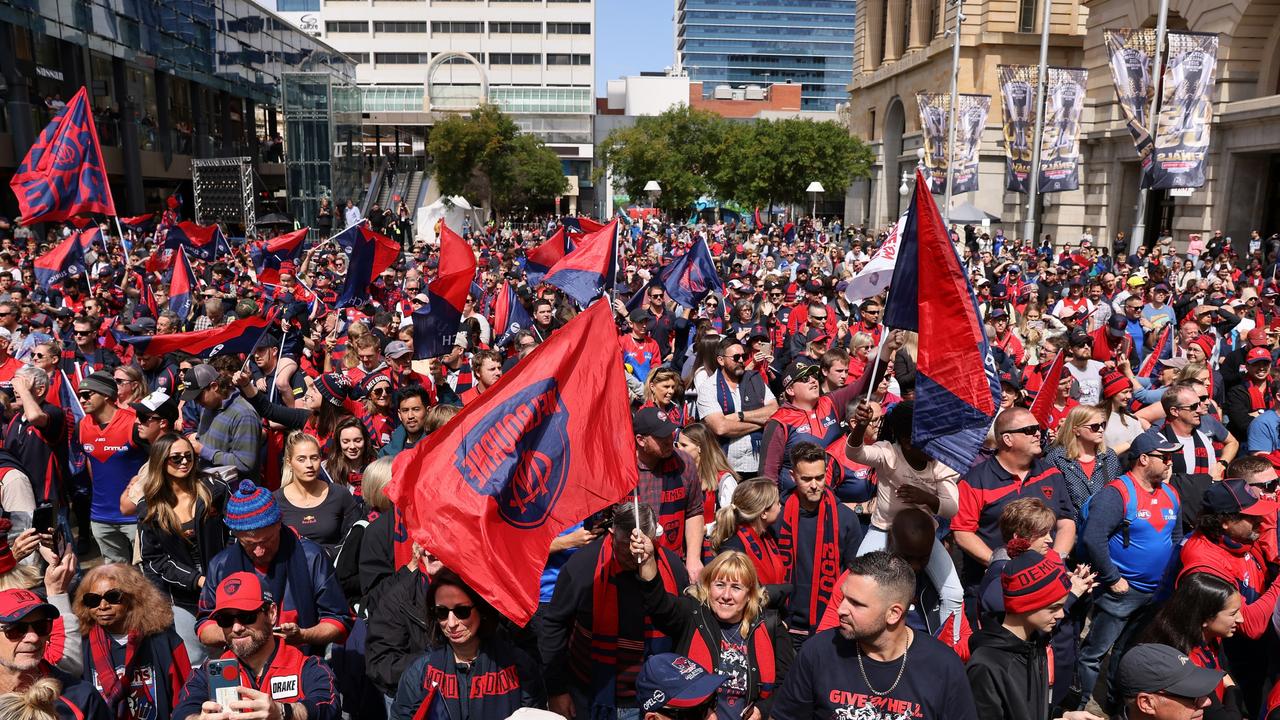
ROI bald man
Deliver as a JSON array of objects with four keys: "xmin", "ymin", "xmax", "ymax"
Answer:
[{"xmin": 951, "ymin": 409, "xmax": 1076, "ymax": 609}]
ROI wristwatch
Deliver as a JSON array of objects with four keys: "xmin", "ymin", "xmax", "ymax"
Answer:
[
  {"xmin": 278, "ymin": 702, "xmax": 294, "ymax": 720},
  {"xmin": 737, "ymin": 410, "xmax": 745, "ymax": 422}
]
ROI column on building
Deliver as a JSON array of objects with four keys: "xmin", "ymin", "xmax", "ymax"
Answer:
[
  {"xmin": 884, "ymin": 0, "xmax": 906, "ymax": 62},
  {"xmin": 863, "ymin": 0, "xmax": 886, "ymax": 70},
  {"xmin": 111, "ymin": 57, "xmax": 144, "ymax": 215},
  {"xmin": 909, "ymin": 0, "xmax": 931, "ymax": 51}
]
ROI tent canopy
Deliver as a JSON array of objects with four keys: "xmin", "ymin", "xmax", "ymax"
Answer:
[{"xmin": 946, "ymin": 201, "xmax": 1002, "ymax": 224}]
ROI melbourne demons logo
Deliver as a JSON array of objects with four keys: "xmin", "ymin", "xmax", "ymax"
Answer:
[{"xmin": 457, "ymin": 379, "xmax": 571, "ymax": 528}]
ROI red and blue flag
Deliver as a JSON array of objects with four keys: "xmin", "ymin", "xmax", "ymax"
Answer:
[
  {"xmin": 659, "ymin": 237, "xmax": 724, "ymax": 309},
  {"xmin": 883, "ymin": 171, "xmax": 1000, "ymax": 472},
  {"xmin": 33, "ymin": 229, "xmax": 87, "ymax": 290},
  {"xmin": 1136, "ymin": 324, "xmax": 1173, "ymax": 381},
  {"xmin": 543, "ymin": 219, "xmax": 619, "ymax": 307},
  {"xmin": 492, "ymin": 281, "xmax": 532, "ymax": 348},
  {"xmin": 333, "ymin": 224, "xmax": 399, "ymax": 308},
  {"xmin": 167, "ymin": 246, "xmax": 196, "ymax": 323},
  {"xmin": 525, "ymin": 228, "xmax": 570, "ymax": 286},
  {"xmin": 122, "ymin": 311, "xmax": 277, "ymax": 359},
  {"xmin": 251, "ymin": 228, "xmax": 308, "ymax": 284},
  {"xmin": 119, "ymin": 214, "xmax": 156, "ymax": 233},
  {"xmin": 135, "ymin": 271, "xmax": 158, "ymax": 318},
  {"xmin": 9, "ymin": 87, "xmax": 116, "ymax": 225},
  {"xmin": 1028, "ymin": 350, "xmax": 1067, "ymax": 429},
  {"xmin": 387, "ymin": 301, "xmax": 638, "ymax": 625},
  {"xmin": 561, "ymin": 216, "xmax": 605, "ymax": 234},
  {"xmin": 413, "ymin": 224, "xmax": 477, "ymax": 358},
  {"xmin": 164, "ymin": 222, "xmax": 229, "ymax": 262}
]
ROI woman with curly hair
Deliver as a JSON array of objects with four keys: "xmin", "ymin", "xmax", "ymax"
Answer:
[{"xmin": 74, "ymin": 563, "xmax": 191, "ymax": 720}]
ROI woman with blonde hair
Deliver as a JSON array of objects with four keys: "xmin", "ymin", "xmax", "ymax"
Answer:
[
  {"xmin": 1044, "ymin": 404, "xmax": 1121, "ymax": 521},
  {"xmin": 111, "ymin": 365, "xmax": 146, "ymax": 406},
  {"xmin": 0, "ymin": 678, "xmax": 63, "ymax": 720},
  {"xmin": 275, "ymin": 431, "xmax": 361, "ymax": 559},
  {"xmin": 628, "ymin": 542, "xmax": 794, "ymax": 720},
  {"xmin": 73, "ymin": 563, "xmax": 190, "ymax": 719},
  {"xmin": 710, "ymin": 479, "xmax": 785, "ymax": 587},
  {"xmin": 642, "ymin": 368, "xmax": 687, "ymax": 428}
]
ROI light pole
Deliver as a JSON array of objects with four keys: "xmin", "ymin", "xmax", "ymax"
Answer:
[
  {"xmin": 1022, "ymin": 0, "xmax": 1053, "ymax": 245},
  {"xmin": 943, "ymin": 0, "xmax": 965, "ymax": 227},
  {"xmin": 807, "ymin": 181, "xmax": 825, "ymax": 217},
  {"xmin": 899, "ymin": 170, "xmax": 913, "ymax": 198},
  {"xmin": 644, "ymin": 180, "xmax": 661, "ymax": 217}
]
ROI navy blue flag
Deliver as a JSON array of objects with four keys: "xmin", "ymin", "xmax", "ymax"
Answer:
[
  {"xmin": 413, "ymin": 224, "xmax": 477, "ymax": 358},
  {"xmin": 334, "ymin": 224, "xmax": 399, "ymax": 308},
  {"xmin": 492, "ymin": 281, "xmax": 532, "ymax": 348},
  {"xmin": 33, "ymin": 230, "xmax": 86, "ymax": 289},
  {"xmin": 10, "ymin": 86, "xmax": 116, "ymax": 225},
  {"xmin": 659, "ymin": 238, "xmax": 724, "ymax": 309}
]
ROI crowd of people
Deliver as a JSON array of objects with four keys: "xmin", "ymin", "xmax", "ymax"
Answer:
[{"xmin": 0, "ymin": 208, "xmax": 1274, "ymax": 720}]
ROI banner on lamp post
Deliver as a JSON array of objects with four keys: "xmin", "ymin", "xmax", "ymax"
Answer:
[
  {"xmin": 998, "ymin": 64, "xmax": 1038, "ymax": 194},
  {"xmin": 1105, "ymin": 29, "xmax": 1158, "ymax": 188},
  {"xmin": 1150, "ymin": 32, "xmax": 1218, "ymax": 190},
  {"xmin": 1038, "ymin": 67, "xmax": 1088, "ymax": 193}
]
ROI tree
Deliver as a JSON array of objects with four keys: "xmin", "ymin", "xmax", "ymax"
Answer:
[
  {"xmin": 716, "ymin": 119, "xmax": 874, "ymax": 211},
  {"xmin": 428, "ymin": 104, "xmax": 567, "ymax": 217},
  {"xmin": 597, "ymin": 106, "xmax": 730, "ymax": 216}
]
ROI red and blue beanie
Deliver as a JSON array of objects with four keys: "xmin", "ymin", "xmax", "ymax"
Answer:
[
  {"xmin": 224, "ymin": 480, "xmax": 281, "ymax": 532},
  {"xmin": 1001, "ymin": 549, "xmax": 1070, "ymax": 614},
  {"xmin": 315, "ymin": 372, "xmax": 356, "ymax": 407}
]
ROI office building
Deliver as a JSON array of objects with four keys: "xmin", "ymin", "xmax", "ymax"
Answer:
[{"xmin": 676, "ymin": 0, "xmax": 856, "ymax": 112}]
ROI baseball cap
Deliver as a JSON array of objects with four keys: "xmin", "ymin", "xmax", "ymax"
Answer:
[
  {"xmin": 629, "ymin": 308, "xmax": 653, "ymax": 324},
  {"xmin": 1265, "ymin": 285, "xmax": 1279, "ymax": 298},
  {"xmin": 1202, "ymin": 478, "xmax": 1276, "ymax": 516},
  {"xmin": 1128, "ymin": 431, "xmax": 1182, "ymax": 458},
  {"xmin": 1106, "ymin": 314, "xmax": 1127, "ymax": 338},
  {"xmin": 633, "ymin": 406, "xmax": 678, "ymax": 438},
  {"xmin": 782, "ymin": 359, "xmax": 821, "ymax": 389},
  {"xmin": 1157, "ymin": 357, "xmax": 1187, "ymax": 370},
  {"xmin": 0, "ymin": 588, "xmax": 58, "ymax": 624},
  {"xmin": 126, "ymin": 317, "xmax": 156, "ymax": 334},
  {"xmin": 1249, "ymin": 329, "xmax": 1269, "ymax": 347},
  {"xmin": 1154, "ymin": 282, "xmax": 1171, "ymax": 292},
  {"xmin": 636, "ymin": 653, "xmax": 728, "ymax": 715},
  {"xmin": 1247, "ymin": 347, "xmax": 1273, "ymax": 364},
  {"xmin": 179, "ymin": 364, "xmax": 220, "ymax": 401},
  {"xmin": 384, "ymin": 340, "xmax": 412, "ymax": 360},
  {"xmin": 1067, "ymin": 330, "xmax": 1091, "ymax": 348},
  {"xmin": 130, "ymin": 390, "xmax": 179, "ymax": 424},
  {"xmin": 212, "ymin": 571, "xmax": 274, "ymax": 615},
  {"xmin": 1127, "ymin": 276, "xmax": 1147, "ymax": 287},
  {"xmin": 1115, "ymin": 643, "xmax": 1223, "ymax": 700}
]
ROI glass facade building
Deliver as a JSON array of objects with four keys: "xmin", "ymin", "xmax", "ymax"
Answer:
[
  {"xmin": 677, "ymin": 0, "xmax": 856, "ymax": 112},
  {"xmin": 0, "ymin": 0, "xmax": 357, "ymax": 222}
]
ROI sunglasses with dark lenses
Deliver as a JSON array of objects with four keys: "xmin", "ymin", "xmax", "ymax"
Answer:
[
  {"xmin": 1081, "ymin": 422, "xmax": 1106, "ymax": 432},
  {"xmin": 431, "ymin": 604, "xmax": 475, "ymax": 622},
  {"xmin": 81, "ymin": 589, "xmax": 126, "ymax": 608},
  {"xmin": 1004, "ymin": 425, "xmax": 1041, "ymax": 436},
  {"xmin": 167, "ymin": 452, "xmax": 194, "ymax": 466},
  {"xmin": 2, "ymin": 618, "xmax": 53, "ymax": 640},
  {"xmin": 370, "ymin": 387, "xmax": 390, "ymax": 396},
  {"xmin": 213, "ymin": 607, "xmax": 265, "ymax": 628},
  {"xmin": 721, "ymin": 353, "xmax": 746, "ymax": 362},
  {"xmin": 1145, "ymin": 452, "xmax": 1174, "ymax": 463}
]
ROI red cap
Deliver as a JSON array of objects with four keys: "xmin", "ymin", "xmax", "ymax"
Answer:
[
  {"xmin": 213, "ymin": 571, "xmax": 272, "ymax": 614},
  {"xmin": 1249, "ymin": 329, "xmax": 1269, "ymax": 347},
  {"xmin": 0, "ymin": 589, "xmax": 58, "ymax": 624},
  {"xmin": 1248, "ymin": 347, "xmax": 1273, "ymax": 364}
]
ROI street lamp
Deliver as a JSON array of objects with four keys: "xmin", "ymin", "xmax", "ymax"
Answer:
[
  {"xmin": 806, "ymin": 181, "xmax": 824, "ymax": 217},
  {"xmin": 899, "ymin": 170, "xmax": 913, "ymax": 198},
  {"xmin": 644, "ymin": 180, "xmax": 661, "ymax": 208},
  {"xmin": 916, "ymin": 147, "xmax": 926, "ymax": 172}
]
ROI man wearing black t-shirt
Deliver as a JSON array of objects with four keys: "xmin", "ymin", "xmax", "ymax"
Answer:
[{"xmin": 771, "ymin": 551, "xmax": 977, "ymax": 720}]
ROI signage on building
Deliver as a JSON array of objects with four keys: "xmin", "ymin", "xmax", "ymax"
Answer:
[{"xmin": 35, "ymin": 67, "xmax": 64, "ymax": 82}]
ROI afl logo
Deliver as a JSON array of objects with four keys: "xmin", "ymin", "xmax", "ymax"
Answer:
[
  {"xmin": 224, "ymin": 577, "xmax": 242, "ymax": 596},
  {"xmin": 457, "ymin": 379, "xmax": 570, "ymax": 529}
]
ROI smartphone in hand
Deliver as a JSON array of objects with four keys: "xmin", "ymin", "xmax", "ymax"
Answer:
[{"xmin": 208, "ymin": 658, "xmax": 240, "ymax": 708}]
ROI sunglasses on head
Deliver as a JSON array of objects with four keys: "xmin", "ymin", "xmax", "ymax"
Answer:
[
  {"xmin": 81, "ymin": 589, "xmax": 125, "ymax": 608},
  {"xmin": 2, "ymin": 617, "xmax": 52, "ymax": 640},
  {"xmin": 431, "ymin": 604, "xmax": 475, "ymax": 621},
  {"xmin": 213, "ymin": 606, "xmax": 267, "ymax": 629}
]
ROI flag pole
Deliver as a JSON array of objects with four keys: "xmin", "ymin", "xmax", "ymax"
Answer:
[
  {"xmin": 863, "ymin": 327, "xmax": 892, "ymax": 403},
  {"xmin": 943, "ymin": 0, "xmax": 965, "ymax": 227},
  {"xmin": 266, "ymin": 315, "xmax": 288, "ymax": 405}
]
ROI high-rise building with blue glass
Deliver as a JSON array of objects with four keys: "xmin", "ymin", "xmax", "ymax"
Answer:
[{"xmin": 676, "ymin": 0, "xmax": 856, "ymax": 112}]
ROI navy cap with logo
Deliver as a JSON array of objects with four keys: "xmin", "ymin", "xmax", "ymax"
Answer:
[
  {"xmin": 629, "ymin": 308, "xmax": 654, "ymax": 324},
  {"xmin": 1115, "ymin": 643, "xmax": 1223, "ymax": 699},
  {"xmin": 782, "ymin": 359, "xmax": 821, "ymax": 389},
  {"xmin": 1202, "ymin": 478, "xmax": 1277, "ymax": 516},
  {"xmin": 1106, "ymin": 313, "xmax": 1128, "ymax": 338},
  {"xmin": 1128, "ymin": 431, "xmax": 1182, "ymax": 458},
  {"xmin": 633, "ymin": 406, "xmax": 678, "ymax": 438},
  {"xmin": 637, "ymin": 653, "xmax": 727, "ymax": 714}
]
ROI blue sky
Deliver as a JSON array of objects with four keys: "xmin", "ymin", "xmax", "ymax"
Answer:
[{"xmin": 595, "ymin": 0, "xmax": 675, "ymax": 90}]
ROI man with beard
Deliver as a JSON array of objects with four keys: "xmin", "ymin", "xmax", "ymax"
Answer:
[
  {"xmin": 1159, "ymin": 382, "xmax": 1224, "ymax": 529},
  {"xmin": 174, "ymin": 572, "xmax": 340, "ymax": 720},
  {"xmin": 694, "ymin": 338, "xmax": 777, "ymax": 477},
  {"xmin": 0, "ymin": 588, "xmax": 109, "ymax": 719},
  {"xmin": 770, "ymin": 551, "xmax": 977, "ymax": 719}
]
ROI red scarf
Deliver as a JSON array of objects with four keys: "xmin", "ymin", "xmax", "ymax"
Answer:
[
  {"xmin": 590, "ymin": 538, "xmax": 678, "ymax": 703},
  {"xmin": 1248, "ymin": 381, "xmax": 1271, "ymax": 413},
  {"xmin": 735, "ymin": 525, "xmax": 787, "ymax": 585},
  {"xmin": 88, "ymin": 625, "xmax": 148, "ymax": 718},
  {"xmin": 776, "ymin": 490, "xmax": 840, "ymax": 627}
]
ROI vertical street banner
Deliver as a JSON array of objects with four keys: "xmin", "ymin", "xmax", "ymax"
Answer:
[
  {"xmin": 1150, "ymin": 32, "xmax": 1219, "ymax": 189},
  {"xmin": 998, "ymin": 65, "xmax": 1038, "ymax": 193},
  {"xmin": 1039, "ymin": 67, "xmax": 1088, "ymax": 192},
  {"xmin": 917, "ymin": 92, "xmax": 950, "ymax": 193},
  {"xmin": 1105, "ymin": 29, "xmax": 1158, "ymax": 187},
  {"xmin": 916, "ymin": 92, "xmax": 989, "ymax": 195}
]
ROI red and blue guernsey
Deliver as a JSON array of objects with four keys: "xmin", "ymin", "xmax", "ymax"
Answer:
[
  {"xmin": 619, "ymin": 332, "xmax": 660, "ymax": 385},
  {"xmin": 882, "ymin": 171, "xmax": 1000, "ymax": 473},
  {"xmin": 173, "ymin": 643, "xmax": 340, "ymax": 720},
  {"xmin": 79, "ymin": 407, "xmax": 147, "ymax": 525}
]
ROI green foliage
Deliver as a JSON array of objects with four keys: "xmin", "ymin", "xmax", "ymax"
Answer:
[
  {"xmin": 428, "ymin": 104, "xmax": 567, "ymax": 216},
  {"xmin": 716, "ymin": 119, "xmax": 874, "ymax": 208},
  {"xmin": 599, "ymin": 106, "xmax": 873, "ymax": 215}
]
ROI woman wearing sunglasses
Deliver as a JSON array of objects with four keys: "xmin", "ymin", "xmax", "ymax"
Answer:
[
  {"xmin": 389, "ymin": 569, "xmax": 545, "ymax": 720},
  {"xmin": 1045, "ymin": 405, "xmax": 1122, "ymax": 523},
  {"xmin": 136, "ymin": 432, "xmax": 230, "ymax": 665},
  {"xmin": 73, "ymin": 563, "xmax": 190, "ymax": 720},
  {"xmin": 357, "ymin": 372, "xmax": 396, "ymax": 449}
]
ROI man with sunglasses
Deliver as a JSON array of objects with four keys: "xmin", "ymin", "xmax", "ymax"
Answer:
[
  {"xmin": 953, "ymin": 408, "xmax": 1076, "ymax": 606},
  {"xmin": 694, "ymin": 337, "xmax": 777, "ymax": 477},
  {"xmin": 1076, "ymin": 431, "xmax": 1183, "ymax": 710},
  {"xmin": 1158, "ymin": 383, "xmax": 1222, "ymax": 530},
  {"xmin": 175, "ymin": 572, "xmax": 339, "ymax": 720},
  {"xmin": 77, "ymin": 371, "xmax": 147, "ymax": 565},
  {"xmin": 0, "ymin": 588, "xmax": 109, "ymax": 719}
]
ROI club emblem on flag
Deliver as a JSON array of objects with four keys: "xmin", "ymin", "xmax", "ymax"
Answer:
[{"xmin": 457, "ymin": 379, "xmax": 571, "ymax": 529}]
